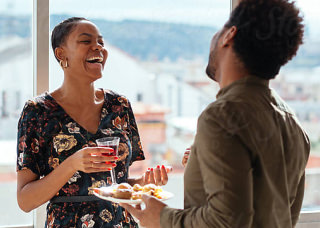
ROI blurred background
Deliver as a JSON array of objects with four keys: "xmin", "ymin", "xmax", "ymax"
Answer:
[{"xmin": 0, "ymin": 0, "xmax": 320, "ymax": 226}]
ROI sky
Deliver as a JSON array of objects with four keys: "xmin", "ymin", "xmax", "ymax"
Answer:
[
  {"xmin": 0, "ymin": 0, "xmax": 319, "ymax": 36},
  {"xmin": 0, "ymin": 0, "xmax": 229, "ymax": 27}
]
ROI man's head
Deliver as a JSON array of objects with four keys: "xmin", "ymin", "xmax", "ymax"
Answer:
[{"xmin": 206, "ymin": 0, "xmax": 304, "ymax": 81}]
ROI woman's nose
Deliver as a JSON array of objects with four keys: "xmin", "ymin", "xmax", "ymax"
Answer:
[{"xmin": 92, "ymin": 42, "xmax": 103, "ymax": 51}]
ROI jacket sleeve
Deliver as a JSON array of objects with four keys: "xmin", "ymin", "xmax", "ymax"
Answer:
[
  {"xmin": 290, "ymin": 173, "xmax": 305, "ymax": 226},
  {"xmin": 160, "ymin": 112, "xmax": 254, "ymax": 228}
]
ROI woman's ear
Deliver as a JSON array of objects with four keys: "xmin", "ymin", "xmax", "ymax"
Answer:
[
  {"xmin": 222, "ymin": 26, "xmax": 237, "ymax": 47},
  {"xmin": 54, "ymin": 47, "xmax": 65, "ymax": 62}
]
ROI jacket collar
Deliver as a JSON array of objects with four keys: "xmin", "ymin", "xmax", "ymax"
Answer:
[{"xmin": 216, "ymin": 76, "xmax": 270, "ymax": 99}]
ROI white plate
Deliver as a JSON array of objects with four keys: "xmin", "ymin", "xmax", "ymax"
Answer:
[{"xmin": 93, "ymin": 185, "xmax": 174, "ymax": 205}]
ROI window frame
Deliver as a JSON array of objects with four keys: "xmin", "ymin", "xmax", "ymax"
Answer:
[
  {"xmin": 33, "ymin": 0, "xmax": 49, "ymax": 226},
  {"xmin": 33, "ymin": 0, "xmax": 49, "ymax": 96},
  {"xmin": 28, "ymin": 0, "xmax": 320, "ymax": 227}
]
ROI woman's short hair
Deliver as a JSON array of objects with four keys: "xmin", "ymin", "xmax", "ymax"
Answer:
[{"xmin": 51, "ymin": 17, "xmax": 89, "ymax": 61}]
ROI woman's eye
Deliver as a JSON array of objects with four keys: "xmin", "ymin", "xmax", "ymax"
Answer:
[{"xmin": 80, "ymin": 40, "xmax": 90, "ymax": 43}]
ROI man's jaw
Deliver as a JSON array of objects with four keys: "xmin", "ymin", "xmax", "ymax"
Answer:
[{"xmin": 206, "ymin": 65, "xmax": 217, "ymax": 82}]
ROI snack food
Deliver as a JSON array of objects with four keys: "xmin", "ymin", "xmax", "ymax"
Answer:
[
  {"xmin": 132, "ymin": 191, "xmax": 143, "ymax": 200},
  {"xmin": 94, "ymin": 182, "xmax": 172, "ymax": 204},
  {"xmin": 143, "ymin": 184, "xmax": 163, "ymax": 199},
  {"xmin": 132, "ymin": 184, "xmax": 143, "ymax": 192},
  {"xmin": 113, "ymin": 183, "xmax": 133, "ymax": 199},
  {"xmin": 142, "ymin": 183, "xmax": 157, "ymax": 193},
  {"xmin": 114, "ymin": 188, "xmax": 132, "ymax": 199},
  {"xmin": 97, "ymin": 183, "xmax": 166, "ymax": 200},
  {"xmin": 117, "ymin": 183, "xmax": 132, "ymax": 190}
]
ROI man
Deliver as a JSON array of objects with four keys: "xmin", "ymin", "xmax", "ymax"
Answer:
[{"xmin": 121, "ymin": 0, "xmax": 310, "ymax": 227}]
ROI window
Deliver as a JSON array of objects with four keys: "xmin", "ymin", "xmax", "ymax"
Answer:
[
  {"xmin": 1, "ymin": 0, "xmax": 319, "ymax": 227},
  {"xmin": 0, "ymin": 0, "xmax": 33, "ymax": 227}
]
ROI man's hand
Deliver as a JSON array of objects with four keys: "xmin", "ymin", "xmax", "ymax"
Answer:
[{"xmin": 120, "ymin": 194, "xmax": 167, "ymax": 228}]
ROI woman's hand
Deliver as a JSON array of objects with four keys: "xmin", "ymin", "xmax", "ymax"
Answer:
[
  {"xmin": 182, "ymin": 147, "xmax": 191, "ymax": 167},
  {"xmin": 68, "ymin": 146, "xmax": 118, "ymax": 173},
  {"xmin": 141, "ymin": 165, "xmax": 172, "ymax": 186},
  {"xmin": 17, "ymin": 146, "xmax": 118, "ymax": 212}
]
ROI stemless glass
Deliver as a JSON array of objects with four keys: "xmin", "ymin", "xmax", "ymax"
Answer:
[{"xmin": 96, "ymin": 137, "xmax": 120, "ymax": 185}]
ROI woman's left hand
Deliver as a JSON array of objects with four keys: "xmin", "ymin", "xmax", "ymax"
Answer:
[{"xmin": 142, "ymin": 165, "xmax": 172, "ymax": 186}]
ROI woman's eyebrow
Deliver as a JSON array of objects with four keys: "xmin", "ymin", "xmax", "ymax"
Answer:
[
  {"xmin": 79, "ymin": 33, "xmax": 92, "ymax": 37},
  {"xmin": 79, "ymin": 33, "xmax": 103, "ymax": 39}
]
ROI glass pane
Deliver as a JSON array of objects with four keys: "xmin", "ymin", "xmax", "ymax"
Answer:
[
  {"xmin": 50, "ymin": 0, "xmax": 229, "ymax": 210},
  {"xmin": 271, "ymin": 0, "xmax": 320, "ymax": 211},
  {"xmin": 0, "ymin": 0, "xmax": 33, "ymax": 226}
]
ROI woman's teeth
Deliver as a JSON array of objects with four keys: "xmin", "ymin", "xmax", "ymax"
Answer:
[{"xmin": 86, "ymin": 56, "xmax": 103, "ymax": 63}]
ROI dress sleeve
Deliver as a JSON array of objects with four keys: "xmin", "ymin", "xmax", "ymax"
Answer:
[
  {"xmin": 16, "ymin": 101, "xmax": 42, "ymax": 176},
  {"xmin": 160, "ymin": 111, "xmax": 254, "ymax": 228},
  {"xmin": 127, "ymin": 101, "xmax": 145, "ymax": 165}
]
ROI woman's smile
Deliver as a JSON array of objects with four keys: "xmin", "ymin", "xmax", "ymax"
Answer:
[{"xmin": 86, "ymin": 55, "xmax": 105, "ymax": 71}]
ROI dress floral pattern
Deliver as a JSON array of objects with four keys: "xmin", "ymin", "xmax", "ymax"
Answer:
[{"xmin": 17, "ymin": 89, "xmax": 145, "ymax": 227}]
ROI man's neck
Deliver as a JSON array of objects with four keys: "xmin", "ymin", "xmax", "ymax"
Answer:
[
  {"xmin": 219, "ymin": 73, "xmax": 247, "ymax": 89},
  {"xmin": 218, "ymin": 59, "xmax": 249, "ymax": 89}
]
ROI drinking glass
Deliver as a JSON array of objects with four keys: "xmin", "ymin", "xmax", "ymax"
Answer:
[{"xmin": 96, "ymin": 137, "xmax": 120, "ymax": 185}]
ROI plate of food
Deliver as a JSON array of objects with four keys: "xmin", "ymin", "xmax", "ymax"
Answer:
[{"xmin": 93, "ymin": 183, "xmax": 174, "ymax": 205}]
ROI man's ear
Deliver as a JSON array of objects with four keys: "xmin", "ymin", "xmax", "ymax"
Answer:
[
  {"xmin": 54, "ymin": 47, "xmax": 65, "ymax": 62},
  {"xmin": 222, "ymin": 26, "xmax": 237, "ymax": 47}
]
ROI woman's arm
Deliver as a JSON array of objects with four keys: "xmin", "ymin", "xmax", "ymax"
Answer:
[
  {"xmin": 17, "ymin": 147, "xmax": 117, "ymax": 212},
  {"xmin": 17, "ymin": 157, "xmax": 76, "ymax": 212}
]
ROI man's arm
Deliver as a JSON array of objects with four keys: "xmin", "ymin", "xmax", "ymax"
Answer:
[
  {"xmin": 290, "ymin": 173, "xmax": 305, "ymax": 226},
  {"xmin": 160, "ymin": 114, "xmax": 254, "ymax": 228}
]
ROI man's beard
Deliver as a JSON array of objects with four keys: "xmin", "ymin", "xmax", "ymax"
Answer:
[{"xmin": 206, "ymin": 52, "xmax": 217, "ymax": 81}]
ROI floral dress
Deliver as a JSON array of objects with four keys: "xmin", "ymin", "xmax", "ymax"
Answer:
[{"xmin": 17, "ymin": 89, "xmax": 145, "ymax": 228}]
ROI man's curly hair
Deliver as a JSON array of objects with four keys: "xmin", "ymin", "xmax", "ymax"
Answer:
[{"xmin": 225, "ymin": 0, "xmax": 304, "ymax": 79}]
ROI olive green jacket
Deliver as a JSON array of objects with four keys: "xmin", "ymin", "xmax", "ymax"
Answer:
[{"xmin": 161, "ymin": 76, "xmax": 310, "ymax": 228}]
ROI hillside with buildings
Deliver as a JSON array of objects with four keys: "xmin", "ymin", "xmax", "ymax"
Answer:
[{"xmin": 1, "ymin": 14, "xmax": 320, "ymax": 65}]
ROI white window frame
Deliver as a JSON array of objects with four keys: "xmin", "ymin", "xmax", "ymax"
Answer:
[
  {"xmin": 33, "ymin": 0, "xmax": 49, "ymax": 227},
  {"xmin": 27, "ymin": 0, "xmax": 320, "ymax": 227},
  {"xmin": 232, "ymin": 0, "xmax": 239, "ymax": 10},
  {"xmin": 33, "ymin": 0, "xmax": 49, "ymax": 96}
]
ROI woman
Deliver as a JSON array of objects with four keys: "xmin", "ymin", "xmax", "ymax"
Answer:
[{"xmin": 17, "ymin": 17, "xmax": 169, "ymax": 227}]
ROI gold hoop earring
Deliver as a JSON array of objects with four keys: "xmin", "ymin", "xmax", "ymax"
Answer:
[{"xmin": 59, "ymin": 59, "xmax": 69, "ymax": 68}]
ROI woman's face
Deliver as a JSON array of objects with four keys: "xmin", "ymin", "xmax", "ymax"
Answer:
[{"xmin": 59, "ymin": 21, "xmax": 108, "ymax": 82}]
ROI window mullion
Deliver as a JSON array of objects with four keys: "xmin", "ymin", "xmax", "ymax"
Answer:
[
  {"xmin": 33, "ymin": 0, "xmax": 49, "ymax": 227},
  {"xmin": 231, "ymin": 0, "xmax": 239, "ymax": 10},
  {"xmin": 33, "ymin": 0, "xmax": 49, "ymax": 97}
]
